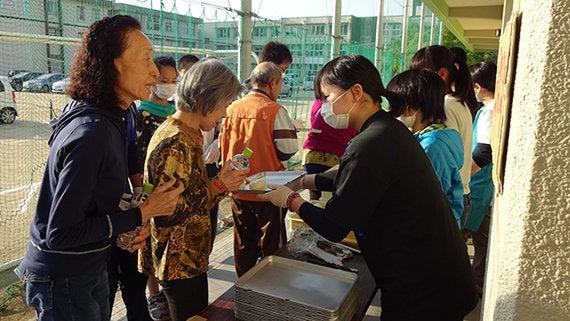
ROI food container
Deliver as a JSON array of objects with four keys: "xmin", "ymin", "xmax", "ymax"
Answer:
[
  {"xmin": 237, "ymin": 171, "xmax": 305, "ymax": 194},
  {"xmin": 235, "ymin": 255, "xmax": 358, "ymax": 321}
]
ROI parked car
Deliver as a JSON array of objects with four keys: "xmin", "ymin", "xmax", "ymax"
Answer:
[
  {"xmin": 279, "ymin": 77, "xmax": 293, "ymax": 97},
  {"xmin": 302, "ymin": 76, "xmax": 314, "ymax": 91},
  {"xmin": 7, "ymin": 70, "xmax": 28, "ymax": 78},
  {"xmin": 0, "ymin": 76, "xmax": 17, "ymax": 124},
  {"xmin": 9, "ymin": 71, "xmax": 42, "ymax": 91},
  {"xmin": 52, "ymin": 77, "xmax": 71, "ymax": 94},
  {"xmin": 23, "ymin": 73, "xmax": 65, "ymax": 93}
]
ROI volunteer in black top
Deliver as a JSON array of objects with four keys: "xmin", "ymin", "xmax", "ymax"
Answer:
[{"xmin": 260, "ymin": 54, "xmax": 478, "ymax": 321}]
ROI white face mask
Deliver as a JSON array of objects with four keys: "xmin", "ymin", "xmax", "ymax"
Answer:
[
  {"xmin": 397, "ymin": 111, "xmax": 417, "ymax": 130},
  {"xmin": 320, "ymin": 89, "xmax": 353, "ymax": 129},
  {"xmin": 152, "ymin": 84, "xmax": 177, "ymax": 100}
]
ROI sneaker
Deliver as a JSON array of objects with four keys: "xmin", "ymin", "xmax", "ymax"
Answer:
[{"xmin": 148, "ymin": 292, "xmax": 170, "ymax": 321}]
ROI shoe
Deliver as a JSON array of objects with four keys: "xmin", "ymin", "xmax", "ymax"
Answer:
[{"xmin": 148, "ymin": 292, "xmax": 171, "ymax": 321}]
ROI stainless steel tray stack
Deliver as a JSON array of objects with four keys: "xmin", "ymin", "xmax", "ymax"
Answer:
[{"xmin": 234, "ymin": 256, "xmax": 358, "ymax": 321}]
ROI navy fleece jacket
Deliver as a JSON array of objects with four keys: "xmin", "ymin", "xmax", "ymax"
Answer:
[{"xmin": 20, "ymin": 100, "xmax": 143, "ymax": 277}]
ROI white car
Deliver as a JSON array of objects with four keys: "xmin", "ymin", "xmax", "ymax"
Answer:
[
  {"xmin": 52, "ymin": 77, "xmax": 71, "ymax": 94},
  {"xmin": 0, "ymin": 76, "xmax": 17, "ymax": 124}
]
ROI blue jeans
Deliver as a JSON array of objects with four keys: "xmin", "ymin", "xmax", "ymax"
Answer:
[{"xmin": 15, "ymin": 262, "xmax": 110, "ymax": 321}]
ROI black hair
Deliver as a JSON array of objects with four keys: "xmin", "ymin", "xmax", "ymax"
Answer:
[
  {"xmin": 178, "ymin": 54, "xmax": 199, "ymax": 67},
  {"xmin": 259, "ymin": 41, "xmax": 293, "ymax": 65},
  {"xmin": 469, "ymin": 61, "xmax": 497, "ymax": 93},
  {"xmin": 154, "ymin": 56, "xmax": 176, "ymax": 72},
  {"xmin": 410, "ymin": 45, "xmax": 478, "ymax": 118},
  {"xmin": 386, "ymin": 68, "xmax": 446, "ymax": 124},
  {"xmin": 449, "ymin": 46, "xmax": 467, "ymax": 64},
  {"xmin": 315, "ymin": 54, "xmax": 401, "ymax": 111},
  {"xmin": 68, "ymin": 15, "xmax": 141, "ymax": 109}
]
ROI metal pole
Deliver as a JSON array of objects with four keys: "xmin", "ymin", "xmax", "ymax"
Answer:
[
  {"xmin": 238, "ymin": 0, "xmax": 253, "ymax": 81},
  {"xmin": 374, "ymin": 0, "xmax": 385, "ymax": 70},
  {"xmin": 417, "ymin": 2, "xmax": 425, "ymax": 50},
  {"xmin": 400, "ymin": 0, "xmax": 411, "ymax": 66},
  {"xmin": 438, "ymin": 20, "xmax": 444, "ymax": 45},
  {"xmin": 330, "ymin": 0, "xmax": 342, "ymax": 60},
  {"xmin": 429, "ymin": 11, "xmax": 436, "ymax": 45}
]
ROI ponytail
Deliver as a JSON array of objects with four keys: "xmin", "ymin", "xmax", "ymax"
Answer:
[
  {"xmin": 451, "ymin": 55, "xmax": 479, "ymax": 118},
  {"xmin": 382, "ymin": 89, "xmax": 404, "ymax": 117},
  {"xmin": 411, "ymin": 45, "xmax": 479, "ymax": 118}
]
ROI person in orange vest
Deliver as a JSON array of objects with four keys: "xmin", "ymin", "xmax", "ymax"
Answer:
[{"xmin": 220, "ymin": 62, "xmax": 298, "ymax": 277}]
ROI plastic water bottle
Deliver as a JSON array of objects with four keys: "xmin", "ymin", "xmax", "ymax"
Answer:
[
  {"xmin": 130, "ymin": 183, "xmax": 154, "ymax": 207},
  {"xmin": 230, "ymin": 147, "xmax": 253, "ymax": 170},
  {"xmin": 116, "ymin": 183, "xmax": 154, "ymax": 251}
]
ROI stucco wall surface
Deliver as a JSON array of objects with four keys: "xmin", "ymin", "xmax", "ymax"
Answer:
[{"xmin": 484, "ymin": 0, "xmax": 570, "ymax": 320}]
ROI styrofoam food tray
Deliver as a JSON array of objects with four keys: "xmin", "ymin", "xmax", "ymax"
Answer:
[{"xmin": 237, "ymin": 171, "xmax": 305, "ymax": 194}]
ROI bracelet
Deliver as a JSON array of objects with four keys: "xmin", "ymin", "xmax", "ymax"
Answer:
[{"xmin": 287, "ymin": 192, "xmax": 300, "ymax": 212}]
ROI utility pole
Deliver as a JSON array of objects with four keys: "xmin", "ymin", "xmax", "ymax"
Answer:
[
  {"xmin": 238, "ymin": 0, "xmax": 253, "ymax": 81},
  {"xmin": 417, "ymin": 2, "xmax": 425, "ymax": 50},
  {"xmin": 400, "ymin": 0, "xmax": 411, "ymax": 67},
  {"xmin": 330, "ymin": 0, "xmax": 341, "ymax": 60},
  {"xmin": 374, "ymin": 0, "xmax": 385, "ymax": 70}
]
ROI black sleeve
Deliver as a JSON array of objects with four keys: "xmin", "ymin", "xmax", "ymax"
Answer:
[
  {"xmin": 298, "ymin": 202, "xmax": 350, "ymax": 242},
  {"xmin": 127, "ymin": 139, "xmax": 141, "ymax": 176},
  {"xmin": 315, "ymin": 170, "xmax": 337, "ymax": 191},
  {"xmin": 473, "ymin": 143, "xmax": 492, "ymax": 168}
]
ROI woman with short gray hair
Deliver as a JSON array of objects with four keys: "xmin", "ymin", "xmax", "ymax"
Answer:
[{"xmin": 139, "ymin": 57, "xmax": 249, "ymax": 321}]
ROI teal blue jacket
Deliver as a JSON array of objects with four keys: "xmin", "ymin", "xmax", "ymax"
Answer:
[{"xmin": 416, "ymin": 124, "xmax": 464, "ymax": 227}]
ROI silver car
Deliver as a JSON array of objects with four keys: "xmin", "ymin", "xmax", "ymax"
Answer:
[{"xmin": 23, "ymin": 73, "xmax": 65, "ymax": 93}]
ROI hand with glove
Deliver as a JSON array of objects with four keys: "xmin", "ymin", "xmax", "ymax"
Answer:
[
  {"xmin": 257, "ymin": 184, "xmax": 293, "ymax": 208},
  {"xmin": 258, "ymin": 185, "xmax": 306, "ymax": 211}
]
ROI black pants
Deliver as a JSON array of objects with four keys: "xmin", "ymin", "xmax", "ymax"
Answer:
[
  {"xmin": 108, "ymin": 244, "xmax": 152, "ymax": 321},
  {"xmin": 160, "ymin": 273, "xmax": 208, "ymax": 321}
]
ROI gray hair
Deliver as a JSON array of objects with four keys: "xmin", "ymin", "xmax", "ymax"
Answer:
[
  {"xmin": 176, "ymin": 57, "xmax": 242, "ymax": 115},
  {"xmin": 250, "ymin": 62, "xmax": 282, "ymax": 87}
]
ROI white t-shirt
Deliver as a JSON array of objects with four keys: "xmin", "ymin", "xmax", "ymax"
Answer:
[
  {"xmin": 444, "ymin": 95, "xmax": 473, "ymax": 194},
  {"xmin": 476, "ymin": 100, "xmax": 494, "ymax": 145}
]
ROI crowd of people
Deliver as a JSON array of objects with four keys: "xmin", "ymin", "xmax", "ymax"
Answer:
[{"xmin": 14, "ymin": 14, "xmax": 498, "ymax": 321}]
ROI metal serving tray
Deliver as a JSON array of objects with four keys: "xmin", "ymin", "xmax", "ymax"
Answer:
[
  {"xmin": 235, "ymin": 255, "xmax": 358, "ymax": 315},
  {"xmin": 237, "ymin": 171, "xmax": 305, "ymax": 194}
]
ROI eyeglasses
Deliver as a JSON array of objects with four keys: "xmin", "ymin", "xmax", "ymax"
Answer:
[{"xmin": 279, "ymin": 65, "xmax": 287, "ymax": 73}]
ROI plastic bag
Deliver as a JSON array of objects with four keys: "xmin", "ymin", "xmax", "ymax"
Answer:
[{"xmin": 287, "ymin": 225, "xmax": 319, "ymax": 257}]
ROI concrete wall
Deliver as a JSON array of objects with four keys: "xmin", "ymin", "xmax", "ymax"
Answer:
[{"xmin": 483, "ymin": 0, "xmax": 570, "ymax": 320}]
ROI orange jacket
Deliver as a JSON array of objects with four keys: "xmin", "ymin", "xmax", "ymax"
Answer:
[{"xmin": 220, "ymin": 92, "xmax": 286, "ymax": 201}]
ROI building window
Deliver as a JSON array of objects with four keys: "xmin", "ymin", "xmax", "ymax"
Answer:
[
  {"xmin": 46, "ymin": 0, "xmax": 57, "ymax": 17},
  {"xmin": 312, "ymin": 25, "xmax": 325, "ymax": 35},
  {"xmin": 217, "ymin": 27, "xmax": 231, "ymax": 38},
  {"xmin": 77, "ymin": 6, "xmax": 85, "ymax": 21},
  {"xmin": 341, "ymin": 23, "xmax": 348, "ymax": 36},
  {"xmin": 92, "ymin": 8, "xmax": 99, "ymax": 20},
  {"xmin": 391, "ymin": 24, "xmax": 401, "ymax": 38},
  {"xmin": 165, "ymin": 21, "xmax": 172, "ymax": 32},
  {"xmin": 252, "ymin": 27, "xmax": 266, "ymax": 38}
]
